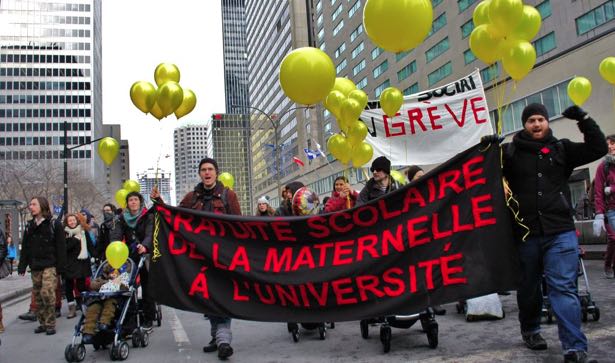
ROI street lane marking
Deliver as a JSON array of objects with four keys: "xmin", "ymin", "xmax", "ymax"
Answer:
[{"xmin": 167, "ymin": 306, "xmax": 191, "ymax": 347}]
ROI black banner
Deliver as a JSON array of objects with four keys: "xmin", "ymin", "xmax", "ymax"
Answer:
[{"xmin": 150, "ymin": 143, "xmax": 519, "ymax": 322}]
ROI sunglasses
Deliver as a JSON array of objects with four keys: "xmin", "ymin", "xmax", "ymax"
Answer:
[{"xmin": 372, "ymin": 168, "xmax": 384, "ymax": 173}]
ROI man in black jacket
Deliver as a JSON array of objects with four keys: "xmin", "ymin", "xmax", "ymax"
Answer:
[
  {"xmin": 357, "ymin": 156, "xmax": 400, "ymax": 205},
  {"xmin": 502, "ymin": 104, "xmax": 606, "ymax": 363}
]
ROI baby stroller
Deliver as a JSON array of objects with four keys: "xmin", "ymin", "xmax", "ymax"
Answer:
[
  {"xmin": 64, "ymin": 256, "xmax": 151, "ymax": 362},
  {"xmin": 541, "ymin": 247, "xmax": 600, "ymax": 324},
  {"xmin": 287, "ymin": 322, "xmax": 335, "ymax": 342},
  {"xmin": 360, "ymin": 308, "xmax": 438, "ymax": 353}
]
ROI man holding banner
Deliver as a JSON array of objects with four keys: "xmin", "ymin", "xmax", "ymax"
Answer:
[{"xmin": 501, "ymin": 104, "xmax": 605, "ymax": 363}]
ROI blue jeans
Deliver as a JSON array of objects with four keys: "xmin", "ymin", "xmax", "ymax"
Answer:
[
  {"xmin": 517, "ymin": 230, "xmax": 587, "ymax": 353},
  {"xmin": 208, "ymin": 315, "xmax": 232, "ymax": 345},
  {"xmin": 605, "ymin": 210, "xmax": 615, "ymax": 231}
]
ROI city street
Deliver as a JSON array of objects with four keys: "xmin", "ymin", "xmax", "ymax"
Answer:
[{"xmin": 0, "ymin": 260, "xmax": 613, "ymax": 363}]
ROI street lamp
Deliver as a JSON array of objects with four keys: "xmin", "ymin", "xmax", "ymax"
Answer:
[
  {"xmin": 231, "ymin": 105, "xmax": 312, "ymax": 202},
  {"xmin": 61, "ymin": 120, "xmax": 107, "ymax": 217}
]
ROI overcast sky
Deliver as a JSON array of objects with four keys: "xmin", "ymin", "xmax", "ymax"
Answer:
[{"xmin": 101, "ymin": 1, "xmax": 225, "ymax": 184}]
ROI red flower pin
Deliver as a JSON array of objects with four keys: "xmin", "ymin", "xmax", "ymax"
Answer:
[{"xmin": 540, "ymin": 147, "xmax": 550, "ymax": 154}]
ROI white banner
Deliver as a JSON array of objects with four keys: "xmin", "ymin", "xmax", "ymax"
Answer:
[{"xmin": 360, "ymin": 70, "xmax": 493, "ymax": 165}]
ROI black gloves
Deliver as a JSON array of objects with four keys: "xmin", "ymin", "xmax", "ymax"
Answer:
[
  {"xmin": 480, "ymin": 134, "xmax": 504, "ymax": 145},
  {"xmin": 562, "ymin": 105, "xmax": 588, "ymax": 121}
]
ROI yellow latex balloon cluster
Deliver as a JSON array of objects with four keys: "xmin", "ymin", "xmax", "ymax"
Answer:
[
  {"xmin": 323, "ymin": 78, "xmax": 374, "ymax": 168},
  {"xmin": 113, "ymin": 180, "xmax": 140, "ymax": 209},
  {"xmin": 130, "ymin": 63, "xmax": 197, "ymax": 120},
  {"xmin": 469, "ymin": 0, "xmax": 541, "ymax": 81}
]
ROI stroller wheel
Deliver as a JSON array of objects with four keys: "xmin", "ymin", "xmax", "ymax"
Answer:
[
  {"xmin": 132, "ymin": 330, "xmax": 142, "ymax": 348},
  {"xmin": 455, "ymin": 302, "xmax": 464, "ymax": 314},
  {"xmin": 328, "ymin": 322, "xmax": 335, "ymax": 329},
  {"xmin": 141, "ymin": 331, "xmax": 150, "ymax": 347},
  {"xmin": 318, "ymin": 325, "xmax": 326, "ymax": 340},
  {"xmin": 74, "ymin": 344, "xmax": 86, "ymax": 362},
  {"xmin": 427, "ymin": 324, "xmax": 439, "ymax": 349},
  {"xmin": 380, "ymin": 326, "xmax": 391, "ymax": 353},
  {"xmin": 592, "ymin": 307, "xmax": 600, "ymax": 321},
  {"xmin": 291, "ymin": 329, "xmax": 299, "ymax": 343},
  {"xmin": 64, "ymin": 344, "xmax": 75, "ymax": 362},
  {"xmin": 360, "ymin": 320, "xmax": 369, "ymax": 339}
]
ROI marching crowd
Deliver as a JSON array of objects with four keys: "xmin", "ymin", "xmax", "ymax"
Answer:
[{"xmin": 0, "ymin": 103, "xmax": 610, "ymax": 362}]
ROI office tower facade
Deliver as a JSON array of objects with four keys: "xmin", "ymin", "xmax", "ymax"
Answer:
[
  {"xmin": 102, "ymin": 124, "xmax": 129, "ymax": 198},
  {"xmin": 221, "ymin": 0, "xmax": 250, "ymax": 115},
  {"xmin": 137, "ymin": 167, "xmax": 171, "ymax": 207},
  {"xmin": 0, "ymin": 0, "xmax": 103, "ymax": 185},
  {"xmin": 210, "ymin": 113, "xmax": 251, "ymax": 213},
  {"xmin": 174, "ymin": 120, "xmax": 211, "ymax": 204}
]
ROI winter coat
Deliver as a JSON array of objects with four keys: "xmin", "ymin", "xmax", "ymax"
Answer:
[
  {"xmin": 63, "ymin": 227, "xmax": 96, "ymax": 279},
  {"xmin": 274, "ymin": 201, "xmax": 292, "ymax": 216},
  {"xmin": 357, "ymin": 178, "xmax": 400, "ymax": 205},
  {"xmin": 18, "ymin": 218, "xmax": 67, "ymax": 274},
  {"xmin": 593, "ymin": 158, "xmax": 615, "ymax": 215},
  {"xmin": 109, "ymin": 209, "xmax": 154, "ymax": 262},
  {"xmin": 502, "ymin": 117, "xmax": 606, "ymax": 237},
  {"xmin": 0, "ymin": 228, "xmax": 6, "ymax": 263},
  {"xmin": 97, "ymin": 214, "xmax": 118, "ymax": 259},
  {"xmin": 324, "ymin": 190, "xmax": 359, "ymax": 213},
  {"xmin": 179, "ymin": 182, "xmax": 242, "ymax": 215}
]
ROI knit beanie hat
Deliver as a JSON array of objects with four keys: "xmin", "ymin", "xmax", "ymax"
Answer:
[
  {"xmin": 370, "ymin": 156, "xmax": 391, "ymax": 174},
  {"xmin": 522, "ymin": 103, "xmax": 549, "ymax": 124},
  {"xmin": 257, "ymin": 196, "xmax": 269, "ymax": 205},
  {"xmin": 406, "ymin": 165, "xmax": 424, "ymax": 181},
  {"xmin": 198, "ymin": 157, "xmax": 219, "ymax": 173}
]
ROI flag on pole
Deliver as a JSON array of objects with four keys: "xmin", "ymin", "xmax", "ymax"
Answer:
[
  {"xmin": 292, "ymin": 156, "xmax": 305, "ymax": 167},
  {"xmin": 303, "ymin": 148, "xmax": 322, "ymax": 160},
  {"xmin": 314, "ymin": 141, "xmax": 325, "ymax": 157}
]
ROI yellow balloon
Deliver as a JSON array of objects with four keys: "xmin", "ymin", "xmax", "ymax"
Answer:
[
  {"xmin": 218, "ymin": 172, "xmax": 235, "ymax": 189},
  {"xmin": 347, "ymin": 120, "xmax": 369, "ymax": 145},
  {"xmin": 323, "ymin": 90, "xmax": 346, "ymax": 118},
  {"xmin": 149, "ymin": 102, "xmax": 165, "ymax": 120},
  {"xmin": 469, "ymin": 24, "xmax": 503, "ymax": 65},
  {"xmin": 567, "ymin": 77, "xmax": 592, "ymax": 106},
  {"xmin": 157, "ymin": 82, "xmax": 184, "ymax": 116},
  {"xmin": 379, "ymin": 87, "xmax": 404, "ymax": 117},
  {"xmin": 106, "ymin": 241, "xmax": 129, "ymax": 269},
  {"xmin": 363, "ymin": 0, "xmax": 433, "ymax": 53},
  {"xmin": 390, "ymin": 170, "xmax": 408, "ymax": 185},
  {"xmin": 473, "ymin": 0, "xmax": 492, "ymax": 26},
  {"xmin": 122, "ymin": 179, "xmax": 141, "ymax": 193},
  {"xmin": 502, "ymin": 40, "xmax": 536, "ymax": 81},
  {"xmin": 351, "ymin": 142, "xmax": 374, "ymax": 168},
  {"xmin": 327, "ymin": 134, "xmax": 351, "ymax": 164},
  {"xmin": 130, "ymin": 81, "xmax": 157, "ymax": 113},
  {"xmin": 279, "ymin": 47, "xmax": 336, "ymax": 105},
  {"xmin": 154, "ymin": 63, "xmax": 180, "ymax": 87},
  {"xmin": 341, "ymin": 98, "xmax": 363, "ymax": 125},
  {"xmin": 174, "ymin": 89, "xmax": 197, "ymax": 119},
  {"xmin": 511, "ymin": 5, "xmax": 542, "ymax": 41},
  {"xmin": 332, "ymin": 77, "xmax": 356, "ymax": 97},
  {"xmin": 599, "ymin": 57, "xmax": 615, "ymax": 85},
  {"xmin": 488, "ymin": 0, "xmax": 524, "ymax": 36},
  {"xmin": 115, "ymin": 189, "xmax": 129, "ymax": 209},
  {"xmin": 97, "ymin": 137, "xmax": 119, "ymax": 166},
  {"xmin": 348, "ymin": 89, "xmax": 369, "ymax": 110}
]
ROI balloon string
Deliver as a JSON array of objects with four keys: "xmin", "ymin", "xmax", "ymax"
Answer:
[
  {"xmin": 154, "ymin": 122, "xmax": 165, "ymax": 189},
  {"xmin": 152, "ymin": 211, "xmax": 161, "ymax": 262}
]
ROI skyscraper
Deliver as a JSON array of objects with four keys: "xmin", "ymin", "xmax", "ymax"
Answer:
[
  {"xmin": 221, "ymin": 0, "xmax": 250, "ymax": 115},
  {"xmin": 137, "ymin": 167, "xmax": 171, "ymax": 208},
  {"xmin": 173, "ymin": 120, "xmax": 211, "ymax": 204},
  {"xmin": 102, "ymin": 124, "xmax": 130, "ymax": 196},
  {"xmin": 0, "ymin": 0, "xmax": 103, "ymax": 184}
]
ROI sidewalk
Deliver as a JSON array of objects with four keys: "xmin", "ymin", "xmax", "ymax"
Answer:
[{"xmin": 0, "ymin": 273, "xmax": 31, "ymax": 304}]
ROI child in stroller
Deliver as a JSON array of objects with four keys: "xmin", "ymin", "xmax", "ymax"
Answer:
[{"xmin": 64, "ymin": 256, "xmax": 151, "ymax": 362}]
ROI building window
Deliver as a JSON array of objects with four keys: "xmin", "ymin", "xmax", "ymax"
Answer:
[
  {"xmin": 533, "ymin": 31, "xmax": 556, "ymax": 57},
  {"xmin": 356, "ymin": 76, "xmax": 368, "ymax": 90},
  {"xmin": 332, "ymin": 4, "xmax": 343, "ymax": 21},
  {"xmin": 333, "ymin": 20, "xmax": 345, "ymax": 36},
  {"xmin": 317, "ymin": 13, "xmax": 323, "ymax": 27},
  {"xmin": 349, "ymin": 0, "xmax": 361, "ymax": 18},
  {"xmin": 428, "ymin": 61, "xmax": 452, "ymax": 86},
  {"xmin": 536, "ymin": 0, "xmax": 552, "ymax": 19},
  {"xmin": 461, "ymin": 19, "xmax": 474, "ymax": 39},
  {"xmin": 353, "ymin": 59, "xmax": 366, "ymax": 75},
  {"xmin": 334, "ymin": 42, "xmax": 346, "ymax": 58},
  {"xmin": 351, "ymin": 41, "xmax": 364, "ymax": 59},
  {"xmin": 373, "ymin": 59, "xmax": 388, "ymax": 78},
  {"xmin": 318, "ymin": 28, "xmax": 324, "ymax": 41},
  {"xmin": 396, "ymin": 50, "xmax": 411, "ymax": 62},
  {"xmin": 316, "ymin": 0, "xmax": 322, "ymax": 13},
  {"xmin": 397, "ymin": 60, "xmax": 417, "ymax": 81},
  {"xmin": 374, "ymin": 79, "xmax": 391, "ymax": 97},
  {"xmin": 426, "ymin": 37, "xmax": 450, "ymax": 63},
  {"xmin": 576, "ymin": 0, "xmax": 614, "ymax": 35},
  {"xmin": 464, "ymin": 49, "xmax": 477, "ymax": 64},
  {"xmin": 403, "ymin": 82, "xmax": 419, "ymax": 96},
  {"xmin": 336, "ymin": 58, "xmax": 348, "ymax": 73},
  {"xmin": 458, "ymin": 0, "xmax": 479, "ymax": 13},
  {"xmin": 371, "ymin": 47, "xmax": 384, "ymax": 60},
  {"xmin": 428, "ymin": 12, "xmax": 447, "ymax": 37},
  {"xmin": 433, "ymin": 0, "xmax": 443, "ymax": 6},
  {"xmin": 319, "ymin": 42, "xmax": 326, "ymax": 51},
  {"xmin": 480, "ymin": 63, "xmax": 500, "ymax": 83},
  {"xmin": 350, "ymin": 24, "xmax": 363, "ymax": 42}
]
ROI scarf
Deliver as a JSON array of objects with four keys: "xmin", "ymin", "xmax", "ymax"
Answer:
[
  {"xmin": 65, "ymin": 225, "xmax": 89, "ymax": 260},
  {"xmin": 605, "ymin": 154, "xmax": 615, "ymax": 166},
  {"xmin": 123, "ymin": 210, "xmax": 140, "ymax": 229},
  {"xmin": 513, "ymin": 128, "xmax": 557, "ymax": 151}
]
